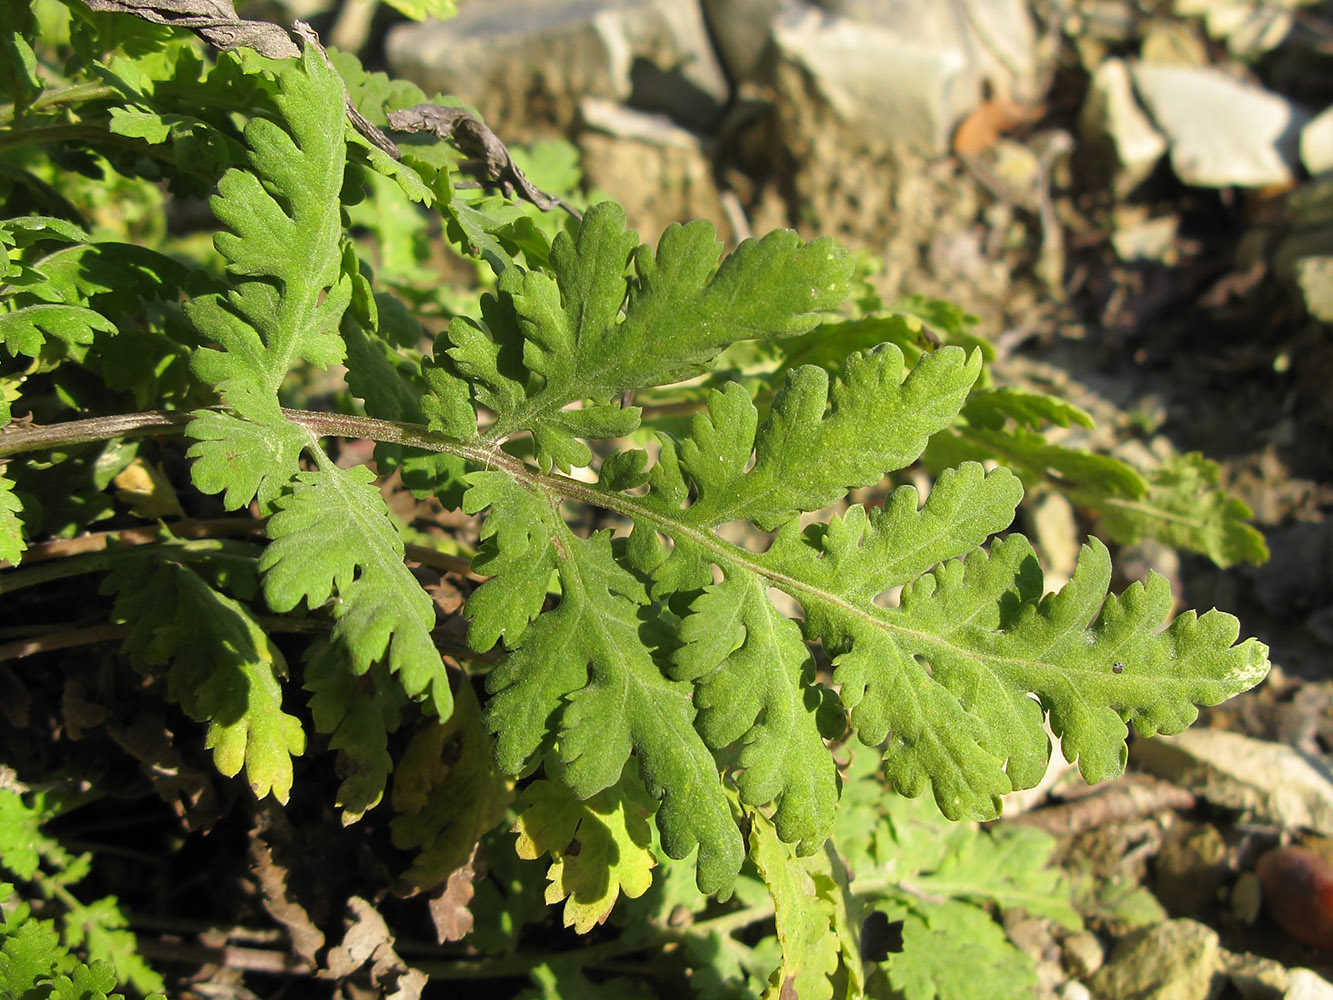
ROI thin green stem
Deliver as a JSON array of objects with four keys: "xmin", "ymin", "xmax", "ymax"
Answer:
[
  {"xmin": 0, "ymin": 82, "xmax": 118, "ymax": 127},
  {"xmin": 0, "ymin": 409, "xmax": 192, "ymax": 457},
  {"xmin": 0, "ymin": 121, "xmax": 178, "ymax": 163}
]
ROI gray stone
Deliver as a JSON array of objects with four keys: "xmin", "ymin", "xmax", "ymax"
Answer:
[
  {"xmin": 1130, "ymin": 62, "xmax": 1310, "ymax": 188},
  {"xmin": 1134, "ymin": 729, "xmax": 1333, "ymax": 835},
  {"xmin": 1176, "ymin": 0, "xmax": 1298, "ymax": 58},
  {"xmin": 1223, "ymin": 949, "xmax": 1286, "ymax": 999},
  {"xmin": 1301, "ymin": 105, "xmax": 1333, "ymax": 176},
  {"xmin": 1294, "ymin": 256, "xmax": 1333, "ymax": 322},
  {"xmin": 1288, "ymin": 970, "xmax": 1333, "ymax": 1000},
  {"xmin": 1079, "ymin": 57, "xmax": 1168, "ymax": 196},
  {"xmin": 1028, "ymin": 492, "xmax": 1080, "ymax": 593},
  {"xmin": 700, "ymin": 0, "xmax": 785, "ymax": 85},
  {"xmin": 1110, "ymin": 213, "xmax": 1179, "ymax": 262},
  {"xmin": 576, "ymin": 99, "xmax": 730, "ymax": 241},
  {"xmin": 1089, "ymin": 919, "xmax": 1225, "ymax": 1000},
  {"xmin": 385, "ymin": 0, "xmax": 729, "ymax": 139},
  {"xmin": 765, "ymin": 0, "xmax": 1040, "ymax": 156},
  {"xmin": 1063, "ymin": 931, "xmax": 1106, "ymax": 979}
]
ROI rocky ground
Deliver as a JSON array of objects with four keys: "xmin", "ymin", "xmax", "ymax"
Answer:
[{"xmin": 368, "ymin": 0, "xmax": 1333, "ymax": 996}]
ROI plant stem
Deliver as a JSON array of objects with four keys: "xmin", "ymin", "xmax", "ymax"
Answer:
[
  {"xmin": 0, "ymin": 82, "xmax": 118, "ymax": 127},
  {"xmin": 0, "ymin": 409, "xmax": 192, "ymax": 456}
]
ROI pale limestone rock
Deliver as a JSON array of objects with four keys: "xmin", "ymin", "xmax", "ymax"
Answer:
[
  {"xmin": 1079, "ymin": 57, "xmax": 1168, "ymax": 196},
  {"xmin": 1135, "ymin": 729, "xmax": 1333, "ymax": 835},
  {"xmin": 1089, "ymin": 919, "xmax": 1225, "ymax": 1000},
  {"xmin": 766, "ymin": 0, "xmax": 1040, "ymax": 156},
  {"xmin": 1130, "ymin": 62, "xmax": 1309, "ymax": 188},
  {"xmin": 385, "ymin": 0, "xmax": 729, "ymax": 140},
  {"xmin": 1301, "ymin": 105, "xmax": 1333, "ymax": 176}
]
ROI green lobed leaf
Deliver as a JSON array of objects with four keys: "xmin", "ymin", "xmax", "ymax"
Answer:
[
  {"xmin": 820, "ymin": 532, "xmax": 1267, "ymax": 818},
  {"xmin": 0, "ymin": 302, "xmax": 116, "ymax": 357},
  {"xmin": 479, "ymin": 484, "xmax": 745, "ymax": 895},
  {"xmin": 0, "ymin": 216, "xmax": 92, "ymax": 249},
  {"xmin": 185, "ymin": 388, "xmax": 308, "ymax": 513},
  {"xmin": 650, "ymin": 345, "xmax": 982, "ymax": 533},
  {"xmin": 0, "ymin": 790, "xmax": 47, "ymax": 880},
  {"xmin": 461, "ymin": 470, "xmax": 561, "ymax": 653},
  {"xmin": 428, "ymin": 201, "xmax": 853, "ymax": 472},
  {"xmin": 61, "ymin": 896, "xmax": 164, "ymax": 995},
  {"xmin": 673, "ymin": 574, "xmax": 836, "ymax": 855},
  {"xmin": 878, "ymin": 898, "xmax": 1037, "ymax": 1000},
  {"xmin": 185, "ymin": 44, "xmax": 350, "ymax": 506},
  {"xmin": 0, "ymin": 476, "xmax": 24, "ymax": 564},
  {"xmin": 1096, "ymin": 451, "xmax": 1269, "ymax": 568},
  {"xmin": 259, "ymin": 462, "xmax": 449, "ymax": 718},
  {"xmin": 0, "ymin": 902, "xmax": 66, "ymax": 998}
]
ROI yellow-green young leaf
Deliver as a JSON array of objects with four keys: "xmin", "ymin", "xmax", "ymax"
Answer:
[
  {"xmin": 377, "ymin": 0, "xmax": 456, "ymax": 22},
  {"xmin": 513, "ymin": 778, "xmax": 656, "ymax": 933},
  {"xmin": 104, "ymin": 557, "xmax": 305, "ymax": 802},
  {"xmin": 747, "ymin": 811, "xmax": 839, "ymax": 1000},
  {"xmin": 200, "ymin": 650, "xmax": 306, "ymax": 803},
  {"xmin": 390, "ymin": 677, "xmax": 514, "ymax": 889}
]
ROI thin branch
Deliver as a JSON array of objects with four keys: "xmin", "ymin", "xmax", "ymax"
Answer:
[
  {"xmin": 0, "ymin": 623, "xmax": 129, "ymax": 661},
  {"xmin": 15, "ymin": 517, "xmax": 266, "ymax": 564},
  {"xmin": 388, "ymin": 104, "xmax": 583, "ymax": 220},
  {"xmin": 0, "ymin": 82, "xmax": 118, "ymax": 127},
  {"xmin": 0, "ymin": 409, "xmax": 191, "ymax": 457}
]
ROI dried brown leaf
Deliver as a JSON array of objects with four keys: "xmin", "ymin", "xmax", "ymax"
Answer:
[
  {"xmin": 953, "ymin": 96, "xmax": 1046, "ymax": 157},
  {"xmin": 249, "ymin": 812, "xmax": 326, "ymax": 965},
  {"xmin": 61, "ymin": 678, "xmax": 109, "ymax": 740},
  {"xmin": 82, "ymin": 0, "xmax": 299, "ymax": 58},
  {"xmin": 107, "ymin": 711, "xmax": 224, "ymax": 831},
  {"xmin": 388, "ymin": 104, "xmax": 580, "ymax": 218},
  {"xmin": 426, "ymin": 844, "xmax": 477, "ymax": 943},
  {"xmin": 323, "ymin": 897, "xmax": 425, "ymax": 999}
]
